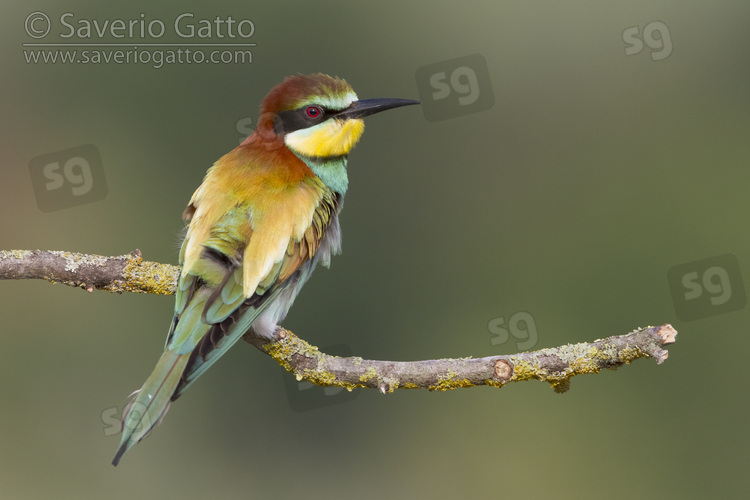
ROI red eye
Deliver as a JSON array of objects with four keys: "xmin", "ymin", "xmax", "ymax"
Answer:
[{"xmin": 306, "ymin": 106, "xmax": 321, "ymax": 118}]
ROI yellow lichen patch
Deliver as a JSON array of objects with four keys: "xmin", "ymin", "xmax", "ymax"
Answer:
[
  {"xmin": 590, "ymin": 345, "xmax": 613, "ymax": 362},
  {"xmin": 261, "ymin": 334, "xmax": 366, "ymax": 392},
  {"xmin": 484, "ymin": 378, "xmax": 506, "ymax": 389},
  {"xmin": 302, "ymin": 368, "xmax": 337, "ymax": 386},
  {"xmin": 122, "ymin": 255, "xmax": 179, "ymax": 295},
  {"xmin": 401, "ymin": 382, "xmax": 419, "ymax": 389},
  {"xmin": 509, "ymin": 358, "xmax": 537, "ymax": 382},
  {"xmin": 359, "ymin": 367, "xmax": 378, "ymax": 383},
  {"xmin": 261, "ymin": 335, "xmax": 305, "ymax": 372},
  {"xmin": 428, "ymin": 370, "xmax": 475, "ymax": 391},
  {"xmin": 549, "ymin": 378, "xmax": 571, "ymax": 393},
  {"xmin": 504, "ymin": 339, "xmax": 656, "ymax": 392},
  {"xmin": 619, "ymin": 345, "xmax": 646, "ymax": 364},
  {"xmin": 569, "ymin": 354, "xmax": 600, "ymax": 375},
  {"xmin": 300, "ymin": 368, "xmax": 364, "ymax": 392}
]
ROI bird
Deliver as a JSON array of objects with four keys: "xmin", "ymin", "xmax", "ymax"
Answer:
[{"xmin": 112, "ymin": 73, "xmax": 419, "ymax": 465}]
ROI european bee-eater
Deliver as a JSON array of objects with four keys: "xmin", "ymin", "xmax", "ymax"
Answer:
[{"xmin": 112, "ymin": 73, "xmax": 419, "ymax": 465}]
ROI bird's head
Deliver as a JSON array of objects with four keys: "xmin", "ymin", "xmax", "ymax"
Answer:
[{"xmin": 256, "ymin": 73, "xmax": 419, "ymax": 158}]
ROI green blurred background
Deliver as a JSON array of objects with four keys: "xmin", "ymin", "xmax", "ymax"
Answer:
[{"xmin": 2, "ymin": 1, "xmax": 748, "ymax": 498}]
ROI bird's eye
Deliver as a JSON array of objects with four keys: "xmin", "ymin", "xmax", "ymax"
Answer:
[{"xmin": 306, "ymin": 106, "xmax": 322, "ymax": 118}]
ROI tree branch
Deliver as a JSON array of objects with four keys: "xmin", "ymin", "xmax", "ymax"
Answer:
[
  {"xmin": 0, "ymin": 249, "xmax": 178, "ymax": 295},
  {"xmin": 0, "ymin": 249, "xmax": 677, "ymax": 393}
]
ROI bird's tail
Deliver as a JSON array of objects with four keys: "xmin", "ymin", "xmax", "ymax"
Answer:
[{"xmin": 112, "ymin": 350, "xmax": 190, "ymax": 466}]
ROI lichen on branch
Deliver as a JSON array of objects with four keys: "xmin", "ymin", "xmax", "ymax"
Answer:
[
  {"xmin": 0, "ymin": 249, "xmax": 678, "ymax": 393},
  {"xmin": 243, "ymin": 324, "xmax": 676, "ymax": 394},
  {"xmin": 0, "ymin": 249, "xmax": 178, "ymax": 294}
]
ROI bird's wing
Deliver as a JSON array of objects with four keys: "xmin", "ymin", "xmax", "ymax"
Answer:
[{"xmin": 166, "ymin": 177, "xmax": 340, "ymax": 398}]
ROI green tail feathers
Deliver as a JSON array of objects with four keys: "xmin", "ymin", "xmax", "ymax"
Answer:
[{"xmin": 112, "ymin": 351, "xmax": 190, "ymax": 466}]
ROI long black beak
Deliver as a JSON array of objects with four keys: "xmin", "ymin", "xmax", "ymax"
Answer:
[{"xmin": 336, "ymin": 98, "xmax": 420, "ymax": 120}]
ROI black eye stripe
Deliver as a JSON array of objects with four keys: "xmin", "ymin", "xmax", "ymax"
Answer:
[{"xmin": 275, "ymin": 105, "xmax": 345, "ymax": 135}]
